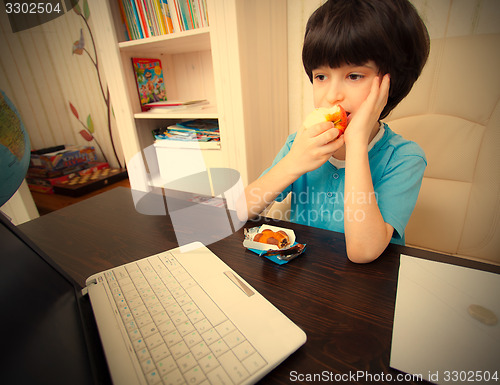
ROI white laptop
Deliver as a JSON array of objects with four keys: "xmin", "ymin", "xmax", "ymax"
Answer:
[
  {"xmin": 1, "ymin": 214, "xmax": 306, "ymax": 385},
  {"xmin": 390, "ymin": 254, "xmax": 500, "ymax": 384}
]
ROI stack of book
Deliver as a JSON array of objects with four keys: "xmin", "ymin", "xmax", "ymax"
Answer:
[
  {"xmin": 117, "ymin": 0, "xmax": 209, "ymax": 40},
  {"xmin": 145, "ymin": 99, "xmax": 209, "ymax": 112},
  {"xmin": 153, "ymin": 119, "xmax": 219, "ymax": 147}
]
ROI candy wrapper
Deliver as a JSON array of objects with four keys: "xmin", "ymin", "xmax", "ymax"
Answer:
[{"xmin": 243, "ymin": 225, "xmax": 306, "ymax": 264}]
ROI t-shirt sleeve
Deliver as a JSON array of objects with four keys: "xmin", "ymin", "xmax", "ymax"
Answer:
[
  {"xmin": 374, "ymin": 146, "xmax": 427, "ymax": 242},
  {"xmin": 258, "ymin": 133, "xmax": 296, "ymax": 202}
]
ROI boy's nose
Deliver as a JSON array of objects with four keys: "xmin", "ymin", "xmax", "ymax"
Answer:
[{"xmin": 326, "ymin": 82, "xmax": 344, "ymax": 105}]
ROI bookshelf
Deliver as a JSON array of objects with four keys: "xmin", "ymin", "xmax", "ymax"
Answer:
[{"xmin": 87, "ymin": 0, "xmax": 288, "ymax": 191}]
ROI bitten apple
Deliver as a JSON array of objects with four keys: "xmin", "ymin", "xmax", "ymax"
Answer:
[{"xmin": 303, "ymin": 105, "xmax": 348, "ymax": 135}]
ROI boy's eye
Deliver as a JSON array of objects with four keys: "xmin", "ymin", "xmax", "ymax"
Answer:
[
  {"xmin": 313, "ymin": 74, "xmax": 327, "ymax": 81},
  {"xmin": 348, "ymin": 73, "xmax": 364, "ymax": 81}
]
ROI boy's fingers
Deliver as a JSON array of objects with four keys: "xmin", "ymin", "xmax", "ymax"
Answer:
[
  {"xmin": 379, "ymin": 74, "xmax": 390, "ymax": 104},
  {"xmin": 318, "ymin": 126, "xmax": 340, "ymax": 145},
  {"xmin": 374, "ymin": 74, "xmax": 390, "ymax": 107},
  {"xmin": 305, "ymin": 121, "xmax": 335, "ymax": 137},
  {"xmin": 360, "ymin": 74, "xmax": 390, "ymax": 117},
  {"xmin": 382, "ymin": 73, "xmax": 391, "ymax": 87},
  {"xmin": 325, "ymin": 134, "xmax": 345, "ymax": 151}
]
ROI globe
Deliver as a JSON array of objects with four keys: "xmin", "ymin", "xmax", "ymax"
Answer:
[{"xmin": 0, "ymin": 89, "xmax": 31, "ymax": 207}]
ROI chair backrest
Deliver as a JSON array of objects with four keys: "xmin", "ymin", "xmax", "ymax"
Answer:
[{"xmin": 387, "ymin": 34, "xmax": 500, "ymax": 264}]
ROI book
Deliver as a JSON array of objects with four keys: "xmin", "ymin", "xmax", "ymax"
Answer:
[
  {"xmin": 132, "ymin": 58, "xmax": 168, "ymax": 112},
  {"xmin": 129, "ymin": 0, "xmax": 144, "ymax": 38},
  {"xmin": 153, "ymin": 119, "xmax": 220, "ymax": 147},
  {"xmin": 119, "ymin": 0, "xmax": 209, "ymax": 39},
  {"xmin": 166, "ymin": 0, "xmax": 183, "ymax": 32},
  {"xmin": 144, "ymin": 99, "xmax": 209, "ymax": 112},
  {"xmin": 160, "ymin": 0, "xmax": 174, "ymax": 33}
]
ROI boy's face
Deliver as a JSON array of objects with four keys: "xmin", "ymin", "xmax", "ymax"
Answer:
[{"xmin": 312, "ymin": 61, "xmax": 380, "ymax": 121}]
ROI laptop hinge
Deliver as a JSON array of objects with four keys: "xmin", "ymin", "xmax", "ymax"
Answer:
[{"xmin": 82, "ymin": 278, "xmax": 98, "ymax": 296}]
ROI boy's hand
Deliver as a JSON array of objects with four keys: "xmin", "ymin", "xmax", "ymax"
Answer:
[
  {"xmin": 286, "ymin": 121, "xmax": 345, "ymax": 177},
  {"xmin": 344, "ymin": 74, "xmax": 390, "ymax": 146}
]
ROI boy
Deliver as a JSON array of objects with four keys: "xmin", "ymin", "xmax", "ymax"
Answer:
[{"xmin": 243, "ymin": 0, "xmax": 430, "ymax": 263}]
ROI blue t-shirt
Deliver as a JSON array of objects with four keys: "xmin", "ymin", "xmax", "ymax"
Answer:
[{"xmin": 261, "ymin": 123, "xmax": 426, "ymax": 245}]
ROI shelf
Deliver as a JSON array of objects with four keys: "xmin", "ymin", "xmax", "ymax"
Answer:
[
  {"xmin": 118, "ymin": 28, "xmax": 211, "ymax": 55},
  {"xmin": 134, "ymin": 105, "xmax": 218, "ymax": 119},
  {"xmin": 154, "ymin": 140, "xmax": 221, "ymax": 150},
  {"xmin": 90, "ymin": 0, "xmax": 288, "ymax": 187}
]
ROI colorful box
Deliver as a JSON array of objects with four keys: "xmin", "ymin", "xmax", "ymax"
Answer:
[
  {"xmin": 27, "ymin": 162, "xmax": 109, "ymax": 194},
  {"xmin": 30, "ymin": 146, "xmax": 97, "ymax": 171}
]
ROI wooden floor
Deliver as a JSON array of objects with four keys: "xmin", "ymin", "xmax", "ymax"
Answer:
[{"xmin": 31, "ymin": 178, "xmax": 131, "ymax": 216}]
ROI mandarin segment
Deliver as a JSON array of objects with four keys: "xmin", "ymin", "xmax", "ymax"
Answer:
[{"xmin": 253, "ymin": 229, "xmax": 290, "ymax": 249}]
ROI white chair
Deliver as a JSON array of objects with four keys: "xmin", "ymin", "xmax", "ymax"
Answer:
[{"xmin": 388, "ymin": 34, "xmax": 500, "ymax": 265}]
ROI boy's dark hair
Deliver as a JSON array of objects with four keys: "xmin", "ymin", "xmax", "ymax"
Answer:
[{"xmin": 302, "ymin": 0, "xmax": 430, "ymax": 119}]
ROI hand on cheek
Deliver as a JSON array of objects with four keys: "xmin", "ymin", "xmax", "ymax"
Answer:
[{"xmin": 344, "ymin": 74, "xmax": 390, "ymax": 146}]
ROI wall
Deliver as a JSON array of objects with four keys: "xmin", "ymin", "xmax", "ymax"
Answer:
[
  {"xmin": 0, "ymin": 2, "xmax": 124, "ymax": 223},
  {"xmin": 0, "ymin": 3, "xmax": 123, "ymax": 167}
]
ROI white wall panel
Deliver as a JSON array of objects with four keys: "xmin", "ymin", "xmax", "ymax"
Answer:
[{"xmin": 0, "ymin": 3, "xmax": 123, "ymax": 168}]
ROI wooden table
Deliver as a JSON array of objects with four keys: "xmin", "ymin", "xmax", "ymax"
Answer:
[
  {"xmin": 18, "ymin": 187, "xmax": 499, "ymax": 384},
  {"xmin": 30, "ymin": 178, "xmax": 131, "ymax": 215}
]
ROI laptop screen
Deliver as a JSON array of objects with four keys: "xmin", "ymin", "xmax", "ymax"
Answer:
[{"xmin": 0, "ymin": 214, "xmax": 109, "ymax": 384}]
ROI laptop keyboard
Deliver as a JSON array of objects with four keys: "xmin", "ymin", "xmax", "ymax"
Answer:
[{"xmin": 104, "ymin": 252, "xmax": 267, "ymax": 385}]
